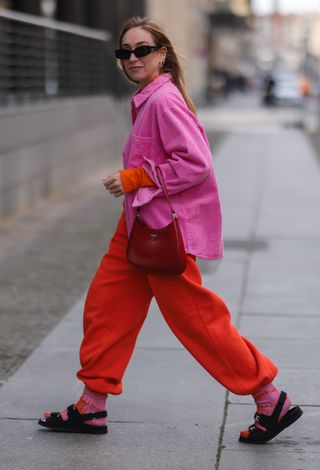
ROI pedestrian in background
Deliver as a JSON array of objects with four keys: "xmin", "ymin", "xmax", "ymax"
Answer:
[
  {"xmin": 263, "ymin": 73, "xmax": 275, "ymax": 106},
  {"xmin": 38, "ymin": 16, "xmax": 302, "ymax": 444}
]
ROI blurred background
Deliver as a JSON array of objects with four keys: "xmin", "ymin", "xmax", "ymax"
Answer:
[{"xmin": 0, "ymin": 0, "xmax": 320, "ymax": 218}]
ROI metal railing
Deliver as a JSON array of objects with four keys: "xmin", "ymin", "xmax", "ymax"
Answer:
[{"xmin": 0, "ymin": 8, "xmax": 115, "ymax": 106}]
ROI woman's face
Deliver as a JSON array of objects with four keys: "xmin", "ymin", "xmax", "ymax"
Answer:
[{"xmin": 120, "ymin": 27, "xmax": 166, "ymax": 87}]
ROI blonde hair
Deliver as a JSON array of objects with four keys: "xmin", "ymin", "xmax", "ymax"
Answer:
[{"xmin": 117, "ymin": 16, "xmax": 197, "ymax": 115}]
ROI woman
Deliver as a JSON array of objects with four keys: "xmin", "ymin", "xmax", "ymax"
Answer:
[{"xmin": 38, "ymin": 17, "xmax": 302, "ymax": 443}]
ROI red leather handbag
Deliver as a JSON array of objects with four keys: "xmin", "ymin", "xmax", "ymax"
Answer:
[{"xmin": 127, "ymin": 167, "xmax": 186, "ymax": 276}]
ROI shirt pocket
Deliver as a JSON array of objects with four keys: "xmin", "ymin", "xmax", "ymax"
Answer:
[{"xmin": 128, "ymin": 134, "xmax": 155, "ymax": 167}]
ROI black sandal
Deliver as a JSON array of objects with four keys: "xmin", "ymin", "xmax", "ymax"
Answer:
[
  {"xmin": 239, "ymin": 391, "xmax": 303, "ymax": 444},
  {"xmin": 38, "ymin": 404, "xmax": 108, "ymax": 434}
]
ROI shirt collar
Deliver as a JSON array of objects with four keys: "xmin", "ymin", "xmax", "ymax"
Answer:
[{"xmin": 131, "ymin": 72, "xmax": 172, "ymax": 109}]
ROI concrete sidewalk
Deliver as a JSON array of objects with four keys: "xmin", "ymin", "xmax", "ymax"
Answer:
[{"xmin": 1, "ymin": 121, "xmax": 320, "ymax": 468}]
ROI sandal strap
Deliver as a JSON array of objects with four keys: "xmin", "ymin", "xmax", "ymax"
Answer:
[
  {"xmin": 253, "ymin": 413, "xmax": 272, "ymax": 427},
  {"xmin": 253, "ymin": 391, "xmax": 287, "ymax": 428},
  {"xmin": 66, "ymin": 405, "xmax": 107, "ymax": 422},
  {"xmin": 271, "ymin": 390, "xmax": 287, "ymax": 420}
]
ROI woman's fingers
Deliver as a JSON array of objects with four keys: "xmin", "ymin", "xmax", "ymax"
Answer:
[
  {"xmin": 102, "ymin": 172, "xmax": 124, "ymax": 197},
  {"xmin": 103, "ymin": 177, "xmax": 115, "ymax": 188},
  {"xmin": 110, "ymin": 188, "xmax": 123, "ymax": 196},
  {"xmin": 108, "ymin": 183, "xmax": 123, "ymax": 194},
  {"xmin": 106, "ymin": 181, "xmax": 118, "ymax": 191}
]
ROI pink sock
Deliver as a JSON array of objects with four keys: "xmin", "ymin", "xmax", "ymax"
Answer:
[
  {"xmin": 252, "ymin": 383, "xmax": 291, "ymax": 431},
  {"xmin": 44, "ymin": 386, "xmax": 107, "ymax": 427}
]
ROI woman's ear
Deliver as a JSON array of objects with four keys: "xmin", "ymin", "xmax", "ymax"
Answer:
[{"xmin": 161, "ymin": 46, "xmax": 167, "ymax": 62}]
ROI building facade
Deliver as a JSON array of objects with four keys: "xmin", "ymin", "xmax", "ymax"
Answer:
[{"xmin": 146, "ymin": 0, "xmax": 213, "ymax": 103}]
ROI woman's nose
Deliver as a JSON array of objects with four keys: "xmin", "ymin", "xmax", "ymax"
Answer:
[{"xmin": 128, "ymin": 53, "xmax": 138, "ymax": 63}]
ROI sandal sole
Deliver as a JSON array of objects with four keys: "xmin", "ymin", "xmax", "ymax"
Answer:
[
  {"xmin": 239, "ymin": 406, "xmax": 303, "ymax": 444},
  {"xmin": 38, "ymin": 419, "xmax": 108, "ymax": 435}
]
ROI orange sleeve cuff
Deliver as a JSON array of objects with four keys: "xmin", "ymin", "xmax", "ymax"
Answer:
[{"xmin": 119, "ymin": 167, "xmax": 156, "ymax": 193}]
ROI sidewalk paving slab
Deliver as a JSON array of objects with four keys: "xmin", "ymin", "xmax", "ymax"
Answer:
[
  {"xmin": 247, "ymin": 338, "xmax": 320, "ymax": 370},
  {"xmin": 219, "ymin": 406, "xmax": 320, "ymax": 470},
  {"xmin": 242, "ymin": 296, "xmax": 320, "ymax": 316},
  {"xmin": 0, "ymin": 420, "xmax": 217, "ymax": 470}
]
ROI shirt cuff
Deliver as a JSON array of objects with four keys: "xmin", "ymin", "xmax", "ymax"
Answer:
[{"xmin": 120, "ymin": 167, "xmax": 156, "ymax": 192}]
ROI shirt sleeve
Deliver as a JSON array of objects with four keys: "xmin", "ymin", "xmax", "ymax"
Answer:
[
  {"xmin": 120, "ymin": 167, "xmax": 156, "ymax": 193},
  {"xmin": 141, "ymin": 95, "xmax": 213, "ymax": 195}
]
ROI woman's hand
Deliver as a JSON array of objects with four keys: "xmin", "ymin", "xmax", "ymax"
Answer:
[{"xmin": 102, "ymin": 172, "xmax": 124, "ymax": 197}]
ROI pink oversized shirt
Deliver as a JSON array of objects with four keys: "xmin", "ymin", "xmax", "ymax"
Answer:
[{"xmin": 122, "ymin": 72, "xmax": 223, "ymax": 260}]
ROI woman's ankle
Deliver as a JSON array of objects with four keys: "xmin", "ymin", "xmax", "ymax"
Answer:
[
  {"xmin": 252, "ymin": 383, "xmax": 291, "ymax": 419},
  {"xmin": 43, "ymin": 386, "xmax": 108, "ymax": 425}
]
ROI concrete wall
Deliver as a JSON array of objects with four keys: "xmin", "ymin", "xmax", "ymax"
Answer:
[{"xmin": 0, "ymin": 96, "xmax": 130, "ymax": 219}]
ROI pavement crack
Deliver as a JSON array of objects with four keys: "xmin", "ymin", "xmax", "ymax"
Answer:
[
  {"xmin": 0, "ymin": 417, "xmax": 37, "ymax": 421},
  {"xmin": 215, "ymin": 389, "xmax": 229, "ymax": 470}
]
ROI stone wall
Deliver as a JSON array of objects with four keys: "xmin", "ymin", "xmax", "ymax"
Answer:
[{"xmin": 0, "ymin": 95, "xmax": 130, "ymax": 218}]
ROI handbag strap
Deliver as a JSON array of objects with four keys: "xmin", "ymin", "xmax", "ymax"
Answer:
[
  {"xmin": 155, "ymin": 166, "xmax": 177, "ymax": 217},
  {"xmin": 136, "ymin": 166, "xmax": 177, "ymax": 219}
]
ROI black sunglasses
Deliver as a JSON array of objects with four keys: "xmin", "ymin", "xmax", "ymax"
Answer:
[{"xmin": 115, "ymin": 45, "xmax": 161, "ymax": 60}]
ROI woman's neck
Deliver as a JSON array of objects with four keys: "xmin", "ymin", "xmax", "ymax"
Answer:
[{"xmin": 138, "ymin": 71, "xmax": 161, "ymax": 92}]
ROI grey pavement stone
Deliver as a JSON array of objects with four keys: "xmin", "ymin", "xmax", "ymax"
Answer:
[
  {"xmin": 220, "ymin": 245, "xmax": 249, "ymax": 264},
  {"xmin": 256, "ymin": 132, "xmax": 320, "ymax": 240},
  {"xmin": 239, "ymin": 314, "xmax": 320, "ymax": 340},
  {"xmin": 219, "ymin": 448, "xmax": 320, "ymax": 470},
  {"xmin": 220, "ymin": 209, "xmax": 254, "ymax": 240},
  {"xmin": 62, "ymin": 297, "xmax": 86, "ymax": 322},
  {"xmin": 246, "ymin": 241, "xmax": 320, "ymax": 298},
  {"xmin": 198, "ymin": 98, "xmax": 303, "ymax": 133},
  {"xmin": 1, "ymin": 420, "xmax": 217, "ymax": 470},
  {"xmin": 214, "ymin": 135, "xmax": 266, "ymax": 242},
  {"xmin": 247, "ymin": 338, "xmax": 320, "ymax": 370},
  {"xmin": 39, "ymin": 318, "xmax": 83, "ymax": 349},
  {"xmin": 257, "ymin": 213, "xmax": 320, "ymax": 239},
  {"xmin": 135, "ymin": 301, "xmax": 184, "ymax": 350},
  {"xmin": 201, "ymin": 260, "xmax": 245, "ymax": 302},
  {"xmin": 242, "ymin": 295, "xmax": 320, "ymax": 316},
  {"xmin": 0, "ymin": 348, "xmax": 82, "ymax": 419},
  {"xmin": 218, "ymin": 405, "xmax": 319, "ymax": 469}
]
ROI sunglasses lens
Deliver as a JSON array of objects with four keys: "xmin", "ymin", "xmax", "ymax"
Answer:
[
  {"xmin": 134, "ymin": 46, "xmax": 151, "ymax": 57},
  {"xmin": 115, "ymin": 45, "xmax": 159, "ymax": 59},
  {"xmin": 115, "ymin": 49, "xmax": 131, "ymax": 59}
]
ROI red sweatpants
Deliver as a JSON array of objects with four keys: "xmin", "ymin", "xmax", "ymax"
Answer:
[{"xmin": 77, "ymin": 213, "xmax": 277, "ymax": 396}]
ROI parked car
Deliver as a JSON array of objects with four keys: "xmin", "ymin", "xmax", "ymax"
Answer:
[
  {"xmin": 274, "ymin": 75, "xmax": 304, "ymax": 106},
  {"xmin": 262, "ymin": 71, "xmax": 305, "ymax": 107}
]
